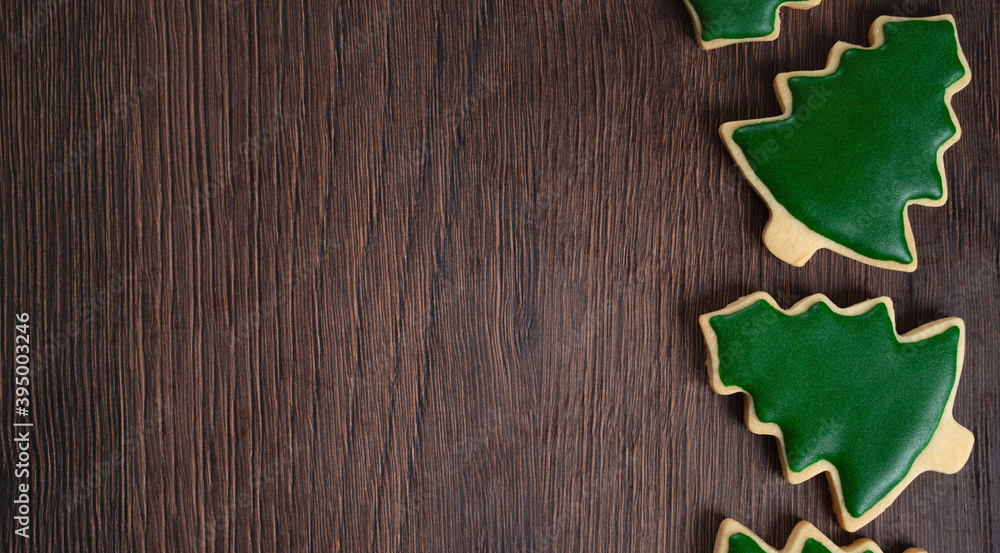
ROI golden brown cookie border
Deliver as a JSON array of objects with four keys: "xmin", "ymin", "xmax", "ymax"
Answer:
[
  {"xmin": 713, "ymin": 518, "xmax": 926, "ymax": 553},
  {"xmin": 719, "ymin": 15, "xmax": 972, "ymax": 272},
  {"xmin": 681, "ymin": 0, "xmax": 821, "ymax": 50},
  {"xmin": 700, "ymin": 292, "xmax": 974, "ymax": 532}
]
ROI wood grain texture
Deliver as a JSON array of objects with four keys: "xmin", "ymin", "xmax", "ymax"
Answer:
[{"xmin": 1, "ymin": 0, "xmax": 997, "ymax": 551}]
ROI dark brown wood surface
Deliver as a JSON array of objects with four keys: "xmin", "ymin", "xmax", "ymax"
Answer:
[{"xmin": 2, "ymin": 0, "xmax": 998, "ymax": 551}]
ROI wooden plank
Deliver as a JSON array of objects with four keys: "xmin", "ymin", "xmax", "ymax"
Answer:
[{"xmin": 1, "ymin": 0, "xmax": 997, "ymax": 550}]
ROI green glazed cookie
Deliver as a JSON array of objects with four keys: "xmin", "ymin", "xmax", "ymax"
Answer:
[
  {"xmin": 700, "ymin": 293, "xmax": 973, "ymax": 531},
  {"xmin": 714, "ymin": 519, "xmax": 926, "ymax": 553},
  {"xmin": 720, "ymin": 16, "xmax": 971, "ymax": 271},
  {"xmin": 682, "ymin": 0, "xmax": 821, "ymax": 50}
]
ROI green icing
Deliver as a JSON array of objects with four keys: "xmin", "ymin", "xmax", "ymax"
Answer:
[
  {"xmin": 686, "ymin": 0, "xmax": 802, "ymax": 42},
  {"xmin": 710, "ymin": 299, "xmax": 960, "ymax": 518},
  {"xmin": 727, "ymin": 531, "xmax": 874, "ymax": 553},
  {"xmin": 731, "ymin": 19, "xmax": 966, "ymax": 264},
  {"xmin": 802, "ymin": 539, "xmax": 834, "ymax": 553},
  {"xmin": 728, "ymin": 533, "xmax": 767, "ymax": 553}
]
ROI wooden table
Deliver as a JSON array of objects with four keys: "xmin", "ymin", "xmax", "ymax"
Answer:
[{"xmin": 2, "ymin": 0, "xmax": 997, "ymax": 550}]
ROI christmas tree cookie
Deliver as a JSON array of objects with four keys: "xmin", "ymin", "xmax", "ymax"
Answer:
[
  {"xmin": 682, "ymin": 0, "xmax": 822, "ymax": 50},
  {"xmin": 700, "ymin": 293, "xmax": 973, "ymax": 531},
  {"xmin": 720, "ymin": 16, "xmax": 971, "ymax": 271},
  {"xmin": 714, "ymin": 519, "xmax": 926, "ymax": 553}
]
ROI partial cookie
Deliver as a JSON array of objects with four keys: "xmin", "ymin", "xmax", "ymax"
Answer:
[
  {"xmin": 714, "ymin": 518, "xmax": 926, "ymax": 553},
  {"xmin": 682, "ymin": 0, "xmax": 821, "ymax": 50},
  {"xmin": 720, "ymin": 16, "xmax": 971, "ymax": 271},
  {"xmin": 700, "ymin": 292, "xmax": 973, "ymax": 532}
]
